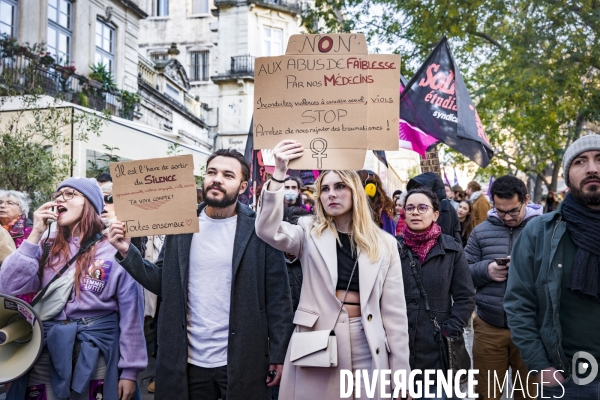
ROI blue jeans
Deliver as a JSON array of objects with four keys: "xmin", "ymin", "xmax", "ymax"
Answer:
[
  {"xmin": 539, "ymin": 376, "xmax": 600, "ymax": 399},
  {"xmin": 418, "ymin": 385, "xmax": 450, "ymax": 399}
]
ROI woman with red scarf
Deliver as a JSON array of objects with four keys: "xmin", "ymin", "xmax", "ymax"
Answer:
[{"xmin": 397, "ymin": 188, "xmax": 475, "ymax": 399}]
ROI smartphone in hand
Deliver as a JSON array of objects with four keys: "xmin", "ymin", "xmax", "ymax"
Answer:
[{"xmin": 495, "ymin": 257, "xmax": 510, "ymax": 266}]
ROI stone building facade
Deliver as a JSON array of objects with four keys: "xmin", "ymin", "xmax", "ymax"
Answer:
[
  {"xmin": 137, "ymin": 0, "xmax": 305, "ymax": 153},
  {"xmin": 4, "ymin": 0, "xmax": 212, "ymax": 176},
  {"xmin": 13, "ymin": 0, "xmax": 146, "ymax": 93}
]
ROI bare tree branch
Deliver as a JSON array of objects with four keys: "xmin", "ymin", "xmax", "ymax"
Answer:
[{"xmin": 472, "ymin": 32, "xmax": 504, "ymax": 50}]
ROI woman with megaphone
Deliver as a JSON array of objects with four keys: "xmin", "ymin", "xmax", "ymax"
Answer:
[{"xmin": 0, "ymin": 177, "xmax": 146, "ymax": 400}]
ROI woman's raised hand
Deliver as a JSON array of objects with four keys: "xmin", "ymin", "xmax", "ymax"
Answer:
[{"xmin": 272, "ymin": 140, "xmax": 304, "ymax": 181}]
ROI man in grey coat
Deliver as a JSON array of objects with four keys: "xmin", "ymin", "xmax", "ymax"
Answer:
[
  {"xmin": 465, "ymin": 175, "xmax": 542, "ymax": 400},
  {"xmin": 109, "ymin": 149, "xmax": 294, "ymax": 400}
]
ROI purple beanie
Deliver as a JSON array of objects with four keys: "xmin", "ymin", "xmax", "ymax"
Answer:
[{"xmin": 57, "ymin": 177, "xmax": 104, "ymax": 214}]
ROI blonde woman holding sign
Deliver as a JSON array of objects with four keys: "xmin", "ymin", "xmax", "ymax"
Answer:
[{"xmin": 255, "ymin": 140, "xmax": 410, "ymax": 399}]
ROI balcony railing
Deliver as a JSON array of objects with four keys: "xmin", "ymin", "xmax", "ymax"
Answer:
[
  {"xmin": 253, "ymin": 0, "xmax": 302, "ymax": 14},
  {"xmin": 214, "ymin": 0, "xmax": 302, "ymax": 14},
  {"xmin": 212, "ymin": 55, "xmax": 255, "ymax": 81},
  {"xmin": 231, "ymin": 55, "xmax": 254, "ymax": 75},
  {"xmin": 0, "ymin": 52, "xmax": 134, "ymax": 120}
]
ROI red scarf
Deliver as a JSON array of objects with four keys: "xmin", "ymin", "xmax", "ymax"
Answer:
[{"xmin": 401, "ymin": 223, "xmax": 442, "ymax": 263}]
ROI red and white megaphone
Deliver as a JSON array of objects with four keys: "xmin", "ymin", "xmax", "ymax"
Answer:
[{"xmin": 0, "ymin": 294, "xmax": 44, "ymax": 384}]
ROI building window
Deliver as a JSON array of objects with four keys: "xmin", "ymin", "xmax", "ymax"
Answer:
[
  {"xmin": 95, "ymin": 20, "xmax": 114, "ymax": 71},
  {"xmin": 154, "ymin": 0, "xmax": 168, "ymax": 16},
  {"xmin": 47, "ymin": 0, "xmax": 72, "ymax": 64},
  {"xmin": 0, "ymin": 0, "xmax": 17, "ymax": 37},
  {"xmin": 165, "ymin": 82, "xmax": 179, "ymax": 100},
  {"xmin": 191, "ymin": 0, "xmax": 209, "ymax": 14},
  {"xmin": 189, "ymin": 50, "xmax": 209, "ymax": 81},
  {"xmin": 263, "ymin": 27, "xmax": 283, "ymax": 56},
  {"xmin": 150, "ymin": 51, "xmax": 168, "ymax": 62}
]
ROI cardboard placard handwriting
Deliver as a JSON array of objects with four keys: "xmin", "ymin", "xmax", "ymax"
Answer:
[
  {"xmin": 110, "ymin": 155, "xmax": 199, "ymax": 237},
  {"xmin": 254, "ymin": 34, "xmax": 401, "ymax": 169}
]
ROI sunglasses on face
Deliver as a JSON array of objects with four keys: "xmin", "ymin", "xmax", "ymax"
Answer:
[{"xmin": 104, "ymin": 195, "xmax": 113, "ymax": 204}]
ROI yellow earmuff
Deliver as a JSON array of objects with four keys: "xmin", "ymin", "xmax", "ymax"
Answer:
[
  {"xmin": 364, "ymin": 171, "xmax": 377, "ymax": 197},
  {"xmin": 365, "ymin": 183, "xmax": 377, "ymax": 197}
]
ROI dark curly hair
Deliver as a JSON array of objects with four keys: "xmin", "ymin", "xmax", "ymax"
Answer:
[
  {"xmin": 405, "ymin": 187, "xmax": 440, "ymax": 212},
  {"xmin": 206, "ymin": 148, "xmax": 250, "ymax": 182},
  {"xmin": 356, "ymin": 170, "xmax": 395, "ymax": 228},
  {"xmin": 490, "ymin": 175, "xmax": 528, "ymax": 203}
]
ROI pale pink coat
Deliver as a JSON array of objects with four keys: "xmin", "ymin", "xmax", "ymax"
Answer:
[{"xmin": 255, "ymin": 182, "xmax": 411, "ymax": 400}]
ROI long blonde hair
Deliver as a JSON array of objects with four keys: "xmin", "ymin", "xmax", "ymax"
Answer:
[{"xmin": 312, "ymin": 170, "xmax": 385, "ymax": 262}]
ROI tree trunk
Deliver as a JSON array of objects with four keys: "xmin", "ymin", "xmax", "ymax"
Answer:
[
  {"xmin": 533, "ymin": 174, "xmax": 544, "ymax": 204},
  {"xmin": 550, "ymin": 159, "xmax": 561, "ymax": 192},
  {"xmin": 527, "ymin": 174, "xmax": 536, "ymax": 199}
]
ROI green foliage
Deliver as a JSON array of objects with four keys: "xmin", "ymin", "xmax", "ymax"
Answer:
[
  {"xmin": 0, "ymin": 96, "xmax": 106, "ymax": 209},
  {"xmin": 76, "ymin": 92, "xmax": 89, "ymax": 107},
  {"xmin": 88, "ymin": 62, "xmax": 117, "ymax": 93},
  {"xmin": 304, "ymin": 0, "xmax": 600, "ymax": 199},
  {"xmin": 0, "ymin": 43, "xmax": 107, "ymax": 208},
  {"xmin": 87, "ymin": 145, "xmax": 121, "ymax": 178},
  {"xmin": 167, "ymin": 142, "xmax": 183, "ymax": 156},
  {"xmin": 119, "ymin": 90, "xmax": 140, "ymax": 119},
  {"xmin": 195, "ymin": 165, "xmax": 206, "ymax": 188},
  {"xmin": 406, "ymin": 165, "xmax": 422, "ymax": 180}
]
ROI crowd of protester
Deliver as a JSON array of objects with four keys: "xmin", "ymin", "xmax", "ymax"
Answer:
[{"xmin": 0, "ymin": 135, "xmax": 598, "ymax": 399}]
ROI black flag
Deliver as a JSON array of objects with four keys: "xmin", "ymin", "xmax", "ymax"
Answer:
[
  {"xmin": 373, "ymin": 150, "xmax": 388, "ymax": 168},
  {"xmin": 241, "ymin": 118, "xmax": 268, "ymax": 205},
  {"xmin": 400, "ymin": 37, "xmax": 493, "ymax": 167}
]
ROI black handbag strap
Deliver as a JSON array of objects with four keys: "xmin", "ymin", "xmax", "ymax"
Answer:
[
  {"xmin": 30, "ymin": 232, "xmax": 103, "ymax": 307},
  {"xmin": 405, "ymin": 246, "xmax": 440, "ymax": 331},
  {"xmin": 331, "ymin": 251, "xmax": 360, "ymax": 333}
]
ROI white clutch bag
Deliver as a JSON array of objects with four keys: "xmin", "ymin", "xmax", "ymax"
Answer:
[
  {"xmin": 290, "ymin": 329, "xmax": 338, "ymax": 367},
  {"xmin": 289, "ymin": 253, "xmax": 359, "ymax": 368}
]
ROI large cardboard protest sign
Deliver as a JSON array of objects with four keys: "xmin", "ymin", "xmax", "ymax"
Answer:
[
  {"xmin": 109, "ymin": 155, "xmax": 199, "ymax": 237},
  {"xmin": 254, "ymin": 34, "xmax": 400, "ymax": 169}
]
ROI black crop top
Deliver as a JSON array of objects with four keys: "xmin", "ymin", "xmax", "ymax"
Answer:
[{"xmin": 335, "ymin": 232, "xmax": 359, "ymax": 292}]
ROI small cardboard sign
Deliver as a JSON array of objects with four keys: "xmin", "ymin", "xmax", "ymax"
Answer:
[
  {"xmin": 109, "ymin": 155, "xmax": 199, "ymax": 237},
  {"xmin": 253, "ymin": 33, "xmax": 400, "ymax": 169}
]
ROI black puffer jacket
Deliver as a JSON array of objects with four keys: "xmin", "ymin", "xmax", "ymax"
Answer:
[
  {"xmin": 397, "ymin": 234, "xmax": 475, "ymax": 371},
  {"xmin": 407, "ymin": 173, "xmax": 462, "ymax": 244},
  {"xmin": 464, "ymin": 204, "xmax": 543, "ymax": 328}
]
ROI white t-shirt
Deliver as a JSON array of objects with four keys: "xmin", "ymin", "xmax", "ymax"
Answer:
[{"xmin": 187, "ymin": 209, "xmax": 237, "ymax": 368}]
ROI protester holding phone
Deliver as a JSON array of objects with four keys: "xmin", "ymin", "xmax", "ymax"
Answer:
[
  {"xmin": 495, "ymin": 257, "xmax": 510, "ymax": 266},
  {"xmin": 397, "ymin": 188, "xmax": 475, "ymax": 399},
  {"xmin": 464, "ymin": 176, "xmax": 543, "ymax": 400},
  {"xmin": 0, "ymin": 177, "xmax": 146, "ymax": 400}
]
